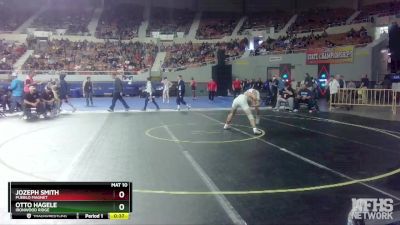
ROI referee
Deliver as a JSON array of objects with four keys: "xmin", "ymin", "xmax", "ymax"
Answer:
[
  {"xmin": 176, "ymin": 75, "xmax": 190, "ymax": 111},
  {"xmin": 108, "ymin": 72, "xmax": 129, "ymax": 112}
]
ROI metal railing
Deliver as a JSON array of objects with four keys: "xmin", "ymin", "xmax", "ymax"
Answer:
[{"xmin": 330, "ymin": 88, "xmax": 399, "ymax": 114}]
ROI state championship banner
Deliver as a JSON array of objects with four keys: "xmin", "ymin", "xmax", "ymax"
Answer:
[{"xmin": 306, "ymin": 46, "xmax": 354, "ymax": 65}]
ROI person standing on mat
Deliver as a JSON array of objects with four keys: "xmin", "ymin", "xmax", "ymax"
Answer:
[
  {"xmin": 142, "ymin": 77, "xmax": 160, "ymax": 111},
  {"xmin": 232, "ymin": 77, "xmax": 242, "ymax": 98},
  {"xmin": 176, "ymin": 75, "xmax": 190, "ymax": 111},
  {"xmin": 161, "ymin": 77, "xmax": 172, "ymax": 103},
  {"xmin": 82, "ymin": 76, "xmax": 94, "ymax": 107},
  {"xmin": 223, "ymin": 88, "xmax": 262, "ymax": 135},
  {"xmin": 190, "ymin": 77, "xmax": 197, "ymax": 100},
  {"xmin": 108, "ymin": 72, "xmax": 129, "ymax": 112},
  {"xmin": 59, "ymin": 74, "xmax": 76, "ymax": 112},
  {"xmin": 207, "ymin": 78, "xmax": 218, "ymax": 102}
]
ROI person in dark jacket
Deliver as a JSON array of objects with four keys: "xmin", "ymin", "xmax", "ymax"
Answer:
[
  {"xmin": 82, "ymin": 76, "xmax": 94, "ymax": 107},
  {"xmin": 176, "ymin": 75, "xmax": 190, "ymax": 111},
  {"xmin": 108, "ymin": 72, "xmax": 129, "ymax": 112},
  {"xmin": 59, "ymin": 74, "xmax": 76, "ymax": 112}
]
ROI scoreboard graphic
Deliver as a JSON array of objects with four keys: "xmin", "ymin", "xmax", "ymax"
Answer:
[{"xmin": 8, "ymin": 182, "xmax": 132, "ymax": 220}]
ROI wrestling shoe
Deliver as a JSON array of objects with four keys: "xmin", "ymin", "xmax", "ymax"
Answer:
[
  {"xmin": 223, "ymin": 124, "xmax": 231, "ymax": 129},
  {"xmin": 253, "ymin": 128, "xmax": 262, "ymax": 135}
]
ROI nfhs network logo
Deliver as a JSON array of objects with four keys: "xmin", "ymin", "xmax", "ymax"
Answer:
[{"xmin": 350, "ymin": 198, "xmax": 393, "ymax": 220}]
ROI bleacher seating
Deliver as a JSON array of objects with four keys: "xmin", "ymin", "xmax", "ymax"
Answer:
[
  {"xmin": 147, "ymin": 7, "xmax": 195, "ymax": 36},
  {"xmin": 253, "ymin": 28, "xmax": 372, "ymax": 56},
  {"xmin": 196, "ymin": 12, "xmax": 241, "ymax": 39},
  {"xmin": 31, "ymin": 8, "xmax": 93, "ymax": 35},
  {"xmin": 289, "ymin": 8, "xmax": 354, "ymax": 34},
  {"xmin": 354, "ymin": 1, "xmax": 400, "ymax": 23},
  {"xmin": 239, "ymin": 11, "xmax": 292, "ymax": 34},
  {"xmin": 0, "ymin": 0, "xmax": 41, "ymax": 32},
  {"xmin": 0, "ymin": 40, "xmax": 27, "ymax": 70},
  {"xmin": 22, "ymin": 40, "xmax": 158, "ymax": 73},
  {"xmin": 96, "ymin": 3, "xmax": 144, "ymax": 40},
  {"xmin": 161, "ymin": 39, "xmax": 246, "ymax": 71}
]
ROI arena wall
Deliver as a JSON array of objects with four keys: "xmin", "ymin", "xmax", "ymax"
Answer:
[
  {"xmin": 361, "ymin": 0, "xmax": 396, "ymax": 7},
  {"xmin": 295, "ymin": 0, "xmax": 357, "ymax": 10},
  {"xmin": 161, "ymin": 47, "xmax": 374, "ymax": 83}
]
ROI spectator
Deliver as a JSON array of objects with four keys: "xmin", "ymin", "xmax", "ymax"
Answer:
[
  {"xmin": 41, "ymin": 85, "xmax": 56, "ymax": 117},
  {"xmin": 207, "ymin": 79, "xmax": 218, "ymax": 102},
  {"xmin": 197, "ymin": 12, "xmax": 239, "ymax": 39},
  {"xmin": 232, "ymin": 77, "xmax": 242, "ymax": 98},
  {"xmin": 190, "ymin": 77, "xmax": 197, "ymax": 100},
  {"xmin": 147, "ymin": 7, "xmax": 195, "ymax": 36},
  {"xmin": 24, "ymin": 71, "xmax": 39, "ymax": 94},
  {"xmin": 23, "ymin": 85, "xmax": 45, "ymax": 119},
  {"xmin": 242, "ymin": 79, "xmax": 249, "ymax": 91},
  {"xmin": 23, "ymin": 40, "xmax": 158, "ymax": 73},
  {"xmin": 294, "ymin": 84, "xmax": 317, "ymax": 113},
  {"xmin": 271, "ymin": 76, "xmax": 279, "ymax": 107},
  {"xmin": 96, "ymin": 3, "xmax": 143, "ymax": 39},
  {"xmin": 274, "ymin": 83, "xmax": 295, "ymax": 112},
  {"xmin": 82, "ymin": 76, "xmax": 93, "ymax": 107},
  {"xmin": 248, "ymin": 79, "xmax": 255, "ymax": 90},
  {"xmin": 361, "ymin": 74, "xmax": 369, "ymax": 88},
  {"xmin": 328, "ymin": 75, "xmax": 340, "ymax": 105},
  {"xmin": 9, "ymin": 73, "xmax": 23, "ymax": 113},
  {"xmin": 254, "ymin": 78, "xmax": 263, "ymax": 91}
]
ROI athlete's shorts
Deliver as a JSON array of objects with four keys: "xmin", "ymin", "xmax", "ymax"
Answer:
[
  {"xmin": 232, "ymin": 94, "xmax": 249, "ymax": 110},
  {"xmin": 232, "ymin": 94, "xmax": 254, "ymax": 121}
]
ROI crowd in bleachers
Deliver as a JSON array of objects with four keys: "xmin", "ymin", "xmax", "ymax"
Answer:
[
  {"xmin": 161, "ymin": 39, "xmax": 246, "ymax": 71},
  {"xmin": 22, "ymin": 40, "xmax": 158, "ymax": 73},
  {"xmin": 0, "ymin": 40, "xmax": 27, "ymax": 70},
  {"xmin": 31, "ymin": 8, "xmax": 93, "ymax": 35},
  {"xmin": 354, "ymin": 1, "xmax": 400, "ymax": 23},
  {"xmin": 239, "ymin": 11, "xmax": 292, "ymax": 34},
  {"xmin": 253, "ymin": 27, "xmax": 372, "ymax": 56},
  {"xmin": 96, "ymin": 3, "xmax": 143, "ymax": 40},
  {"xmin": 0, "ymin": 0, "xmax": 40, "ymax": 32},
  {"xmin": 197, "ymin": 12, "xmax": 240, "ymax": 39},
  {"xmin": 147, "ymin": 7, "xmax": 195, "ymax": 35},
  {"xmin": 288, "ymin": 8, "xmax": 354, "ymax": 34}
]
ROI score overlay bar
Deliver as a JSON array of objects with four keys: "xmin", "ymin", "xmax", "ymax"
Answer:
[{"xmin": 8, "ymin": 182, "xmax": 132, "ymax": 220}]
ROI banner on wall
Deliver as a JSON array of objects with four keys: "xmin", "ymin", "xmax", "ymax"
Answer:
[{"xmin": 306, "ymin": 46, "xmax": 354, "ymax": 65}]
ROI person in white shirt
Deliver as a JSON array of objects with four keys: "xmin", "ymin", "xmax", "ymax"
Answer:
[
  {"xmin": 143, "ymin": 77, "xmax": 160, "ymax": 111},
  {"xmin": 161, "ymin": 77, "xmax": 172, "ymax": 103},
  {"xmin": 329, "ymin": 75, "xmax": 340, "ymax": 105},
  {"xmin": 223, "ymin": 88, "xmax": 262, "ymax": 135}
]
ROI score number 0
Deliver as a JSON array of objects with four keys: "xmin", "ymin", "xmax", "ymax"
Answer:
[{"xmin": 118, "ymin": 190, "xmax": 127, "ymax": 211}]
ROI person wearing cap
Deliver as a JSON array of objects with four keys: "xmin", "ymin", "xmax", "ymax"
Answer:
[
  {"xmin": 108, "ymin": 72, "xmax": 130, "ymax": 112},
  {"xmin": 223, "ymin": 88, "xmax": 262, "ymax": 135},
  {"xmin": 9, "ymin": 73, "xmax": 23, "ymax": 113}
]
